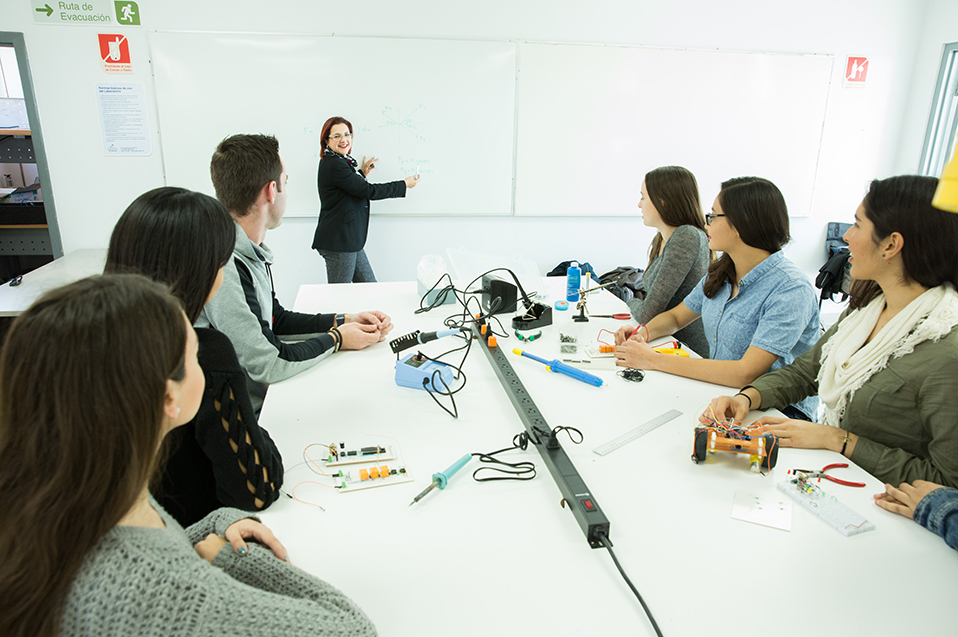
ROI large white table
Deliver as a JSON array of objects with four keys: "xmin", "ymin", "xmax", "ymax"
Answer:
[
  {"xmin": 0, "ymin": 248, "xmax": 106, "ymax": 316},
  {"xmin": 257, "ymin": 279, "xmax": 958, "ymax": 636}
]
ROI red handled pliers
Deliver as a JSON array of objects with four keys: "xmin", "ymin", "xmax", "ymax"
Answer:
[
  {"xmin": 589, "ymin": 313, "xmax": 631, "ymax": 320},
  {"xmin": 791, "ymin": 463, "xmax": 866, "ymax": 488}
]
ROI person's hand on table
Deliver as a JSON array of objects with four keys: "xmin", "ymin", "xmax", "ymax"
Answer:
[
  {"xmin": 614, "ymin": 324, "xmax": 648, "ymax": 345},
  {"xmin": 701, "ymin": 394, "xmax": 751, "ymax": 423},
  {"xmin": 874, "ymin": 480, "xmax": 945, "ymax": 519},
  {"xmin": 337, "ymin": 321, "xmax": 382, "ymax": 350},
  {"xmin": 194, "ymin": 519, "xmax": 289, "ymax": 564},
  {"xmin": 404, "ymin": 175, "xmax": 420, "ymax": 188},
  {"xmin": 614, "ymin": 339, "xmax": 657, "ymax": 369},
  {"xmin": 757, "ymin": 416, "xmax": 835, "ymax": 449},
  {"xmin": 347, "ymin": 310, "xmax": 393, "ymax": 340},
  {"xmin": 360, "ymin": 156, "xmax": 378, "ymax": 177}
]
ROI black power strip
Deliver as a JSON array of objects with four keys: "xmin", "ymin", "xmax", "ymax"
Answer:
[{"xmin": 472, "ymin": 324, "xmax": 610, "ymax": 548}]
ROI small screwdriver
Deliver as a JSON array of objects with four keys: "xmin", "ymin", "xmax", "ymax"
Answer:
[{"xmin": 409, "ymin": 453, "xmax": 472, "ymax": 506}]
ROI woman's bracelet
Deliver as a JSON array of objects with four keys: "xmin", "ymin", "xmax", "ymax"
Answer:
[
  {"xmin": 840, "ymin": 429, "xmax": 851, "ymax": 456},
  {"xmin": 330, "ymin": 327, "xmax": 342, "ymax": 352},
  {"xmin": 734, "ymin": 391, "xmax": 752, "ymax": 409}
]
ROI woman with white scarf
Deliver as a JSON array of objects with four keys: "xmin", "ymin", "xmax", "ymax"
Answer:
[{"xmin": 705, "ymin": 175, "xmax": 958, "ymax": 489}]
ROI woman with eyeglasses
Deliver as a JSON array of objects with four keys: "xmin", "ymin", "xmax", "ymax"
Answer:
[
  {"xmin": 615, "ymin": 176, "xmax": 820, "ymax": 420},
  {"xmin": 312, "ymin": 116, "xmax": 420, "ymax": 283},
  {"xmin": 627, "ymin": 165, "xmax": 712, "ymax": 357},
  {"xmin": 0, "ymin": 275, "xmax": 376, "ymax": 637},
  {"xmin": 707, "ymin": 175, "xmax": 958, "ymax": 490}
]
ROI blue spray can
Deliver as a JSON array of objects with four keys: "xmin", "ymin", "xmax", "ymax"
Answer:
[{"xmin": 566, "ymin": 261, "xmax": 581, "ymax": 302}]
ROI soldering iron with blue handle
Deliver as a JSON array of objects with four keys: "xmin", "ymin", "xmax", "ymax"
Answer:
[
  {"xmin": 513, "ymin": 348, "xmax": 603, "ymax": 387},
  {"xmin": 408, "ymin": 453, "xmax": 472, "ymax": 506}
]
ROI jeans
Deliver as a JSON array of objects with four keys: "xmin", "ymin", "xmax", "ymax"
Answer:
[{"xmin": 318, "ymin": 248, "xmax": 376, "ymax": 284}]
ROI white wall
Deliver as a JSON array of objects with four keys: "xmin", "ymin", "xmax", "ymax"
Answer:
[
  {"xmin": 896, "ymin": 0, "xmax": 958, "ymax": 175},
  {"xmin": 0, "ymin": 0, "xmax": 937, "ymax": 303}
]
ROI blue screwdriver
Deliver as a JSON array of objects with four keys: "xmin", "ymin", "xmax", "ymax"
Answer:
[
  {"xmin": 408, "ymin": 453, "xmax": 472, "ymax": 506},
  {"xmin": 513, "ymin": 348, "xmax": 603, "ymax": 387}
]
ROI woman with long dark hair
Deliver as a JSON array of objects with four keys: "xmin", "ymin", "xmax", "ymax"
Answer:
[
  {"xmin": 105, "ymin": 186, "xmax": 283, "ymax": 526},
  {"xmin": 615, "ymin": 176, "xmax": 820, "ymax": 419},
  {"xmin": 0, "ymin": 275, "xmax": 375, "ymax": 636},
  {"xmin": 312, "ymin": 115, "xmax": 419, "ymax": 283},
  {"xmin": 708, "ymin": 175, "xmax": 958, "ymax": 489},
  {"xmin": 627, "ymin": 165, "xmax": 712, "ymax": 356}
]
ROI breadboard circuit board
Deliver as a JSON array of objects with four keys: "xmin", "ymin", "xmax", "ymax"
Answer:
[
  {"xmin": 777, "ymin": 480, "xmax": 875, "ymax": 536},
  {"xmin": 322, "ymin": 444, "xmax": 398, "ymax": 467}
]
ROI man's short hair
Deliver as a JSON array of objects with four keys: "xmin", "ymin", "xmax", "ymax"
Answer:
[{"xmin": 210, "ymin": 134, "xmax": 282, "ymax": 216}]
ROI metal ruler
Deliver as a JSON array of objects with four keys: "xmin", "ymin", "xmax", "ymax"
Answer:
[{"xmin": 593, "ymin": 409, "xmax": 683, "ymax": 456}]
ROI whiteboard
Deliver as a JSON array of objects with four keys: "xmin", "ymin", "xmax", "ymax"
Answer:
[
  {"xmin": 514, "ymin": 43, "xmax": 833, "ymax": 216},
  {"xmin": 150, "ymin": 32, "xmax": 517, "ymax": 217}
]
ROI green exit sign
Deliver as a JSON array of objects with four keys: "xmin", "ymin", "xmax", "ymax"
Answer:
[{"xmin": 32, "ymin": 1, "xmax": 141, "ymax": 26}]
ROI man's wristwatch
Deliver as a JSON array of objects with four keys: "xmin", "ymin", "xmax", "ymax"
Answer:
[{"xmin": 336, "ymin": 313, "xmax": 346, "ymax": 327}]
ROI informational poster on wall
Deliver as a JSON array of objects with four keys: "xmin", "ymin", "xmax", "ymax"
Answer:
[{"xmin": 94, "ymin": 82, "xmax": 151, "ymax": 155}]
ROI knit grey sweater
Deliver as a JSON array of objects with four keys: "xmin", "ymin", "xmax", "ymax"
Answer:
[
  {"xmin": 59, "ymin": 500, "xmax": 376, "ymax": 636},
  {"xmin": 627, "ymin": 225, "xmax": 710, "ymax": 357}
]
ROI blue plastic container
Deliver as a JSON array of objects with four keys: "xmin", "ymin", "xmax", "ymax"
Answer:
[{"xmin": 566, "ymin": 261, "xmax": 581, "ymax": 302}]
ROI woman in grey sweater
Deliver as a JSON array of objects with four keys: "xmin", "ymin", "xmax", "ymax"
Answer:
[
  {"xmin": 627, "ymin": 166, "xmax": 712, "ymax": 356},
  {"xmin": 0, "ymin": 275, "xmax": 376, "ymax": 637}
]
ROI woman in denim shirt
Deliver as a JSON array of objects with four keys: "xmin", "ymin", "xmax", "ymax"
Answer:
[{"xmin": 614, "ymin": 176, "xmax": 819, "ymax": 420}]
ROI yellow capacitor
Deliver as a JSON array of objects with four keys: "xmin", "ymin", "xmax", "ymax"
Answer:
[
  {"xmin": 369, "ymin": 466, "xmax": 381, "ymax": 479},
  {"xmin": 380, "ymin": 465, "xmax": 390, "ymax": 478},
  {"xmin": 359, "ymin": 468, "xmax": 369, "ymax": 481}
]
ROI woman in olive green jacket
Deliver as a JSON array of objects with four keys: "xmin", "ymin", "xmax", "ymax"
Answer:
[{"xmin": 705, "ymin": 175, "xmax": 958, "ymax": 489}]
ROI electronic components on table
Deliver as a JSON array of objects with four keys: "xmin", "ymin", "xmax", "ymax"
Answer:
[
  {"xmin": 322, "ymin": 442, "xmax": 397, "ymax": 467},
  {"xmin": 334, "ymin": 464, "xmax": 413, "ymax": 493},
  {"xmin": 691, "ymin": 420, "xmax": 779, "ymax": 472},
  {"xmin": 777, "ymin": 477, "xmax": 875, "ymax": 536}
]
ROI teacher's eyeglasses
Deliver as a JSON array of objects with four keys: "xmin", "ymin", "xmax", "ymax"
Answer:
[
  {"xmin": 705, "ymin": 213, "xmax": 726, "ymax": 225},
  {"xmin": 329, "ymin": 133, "xmax": 353, "ymax": 141}
]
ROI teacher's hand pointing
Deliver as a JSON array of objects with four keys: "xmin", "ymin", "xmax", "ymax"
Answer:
[{"xmin": 404, "ymin": 174, "xmax": 420, "ymax": 189}]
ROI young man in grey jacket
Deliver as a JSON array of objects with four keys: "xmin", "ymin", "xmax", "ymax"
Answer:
[{"xmin": 197, "ymin": 134, "xmax": 393, "ymax": 412}]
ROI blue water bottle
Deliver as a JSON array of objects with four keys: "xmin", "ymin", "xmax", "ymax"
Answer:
[{"xmin": 566, "ymin": 261, "xmax": 581, "ymax": 302}]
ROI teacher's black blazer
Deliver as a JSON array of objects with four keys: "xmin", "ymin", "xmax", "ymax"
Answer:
[{"xmin": 313, "ymin": 154, "xmax": 406, "ymax": 253}]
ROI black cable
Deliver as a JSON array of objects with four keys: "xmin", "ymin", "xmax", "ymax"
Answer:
[
  {"xmin": 415, "ymin": 349, "xmax": 468, "ymax": 419},
  {"xmin": 596, "ymin": 530, "xmax": 664, "ymax": 637},
  {"xmin": 422, "ymin": 371, "xmax": 459, "ymax": 419},
  {"xmin": 415, "ymin": 273, "xmax": 470, "ymax": 315},
  {"xmin": 470, "ymin": 432, "xmax": 537, "ymax": 482}
]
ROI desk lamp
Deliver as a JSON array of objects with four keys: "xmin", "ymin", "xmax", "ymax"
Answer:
[{"xmin": 933, "ymin": 132, "xmax": 958, "ymax": 213}]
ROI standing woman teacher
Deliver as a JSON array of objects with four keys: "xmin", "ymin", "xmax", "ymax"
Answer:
[{"xmin": 313, "ymin": 116, "xmax": 420, "ymax": 283}]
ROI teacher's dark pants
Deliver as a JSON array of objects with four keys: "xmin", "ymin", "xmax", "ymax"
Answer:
[{"xmin": 318, "ymin": 248, "xmax": 376, "ymax": 284}]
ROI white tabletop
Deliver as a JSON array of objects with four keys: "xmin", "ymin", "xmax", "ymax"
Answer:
[
  {"xmin": 0, "ymin": 248, "xmax": 106, "ymax": 316},
  {"xmin": 257, "ymin": 278, "xmax": 958, "ymax": 637}
]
